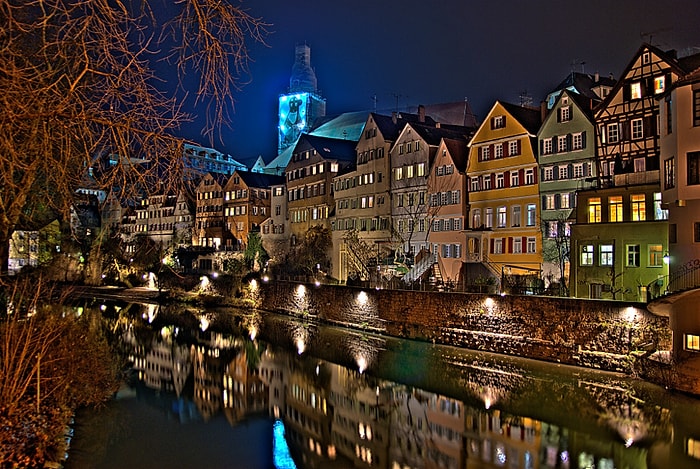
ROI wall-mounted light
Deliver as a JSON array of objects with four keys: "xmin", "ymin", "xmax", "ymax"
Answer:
[{"xmin": 663, "ymin": 252, "xmax": 670, "ymax": 264}]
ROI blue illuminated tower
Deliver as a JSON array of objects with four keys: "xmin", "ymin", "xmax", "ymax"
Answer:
[{"xmin": 278, "ymin": 44, "xmax": 326, "ymax": 154}]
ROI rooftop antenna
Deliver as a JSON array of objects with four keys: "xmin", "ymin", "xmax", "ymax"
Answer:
[
  {"xmin": 519, "ymin": 90, "xmax": 533, "ymax": 108},
  {"xmin": 640, "ymin": 27, "xmax": 672, "ymax": 46},
  {"xmin": 371, "ymin": 94, "xmax": 378, "ymax": 113},
  {"xmin": 392, "ymin": 93, "xmax": 402, "ymax": 112},
  {"xmin": 570, "ymin": 59, "xmax": 586, "ymax": 74}
]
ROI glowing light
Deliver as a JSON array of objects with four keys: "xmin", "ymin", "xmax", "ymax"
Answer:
[
  {"xmin": 200, "ymin": 275, "xmax": 210, "ymax": 289},
  {"xmin": 296, "ymin": 337, "xmax": 305, "ymax": 355},
  {"xmin": 263, "ymin": 275, "xmax": 269, "ymax": 282},
  {"xmin": 357, "ymin": 356, "xmax": 367, "ymax": 374},
  {"xmin": 314, "ymin": 279, "xmax": 320, "ymax": 287},
  {"xmin": 484, "ymin": 297, "xmax": 495, "ymax": 308},
  {"xmin": 272, "ymin": 420, "xmax": 297, "ymax": 469},
  {"xmin": 250, "ymin": 279, "xmax": 258, "ymax": 291},
  {"xmin": 211, "ymin": 272, "xmax": 218, "ymax": 278},
  {"xmin": 250, "ymin": 327, "xmax": 257, "ymax": 341},
  {"xmin": 200, "ymin": 315, "xmax": 210, "ymax": 331},
  {"xmin": 357, "ymin": 291, "xmax": 368, "ymax": 305},
  {"xmin": 484, "ymin": 397, "xmax": 492, "ymax": 410},
  {"xmin": 624, "ymin": 306, "xmax": 637, "ymax": 322},
  {"xmin": 100, "ymin": 304, "xmax": 107, "ymax": 311},
  {"xmin": 625, "ymin": 438, "xmax": 634, "ymax": 448},
  {"xmin": 295, "ymin": 284, "xmax": 306, "ymax": 298},
  {"xmin": 146, "ymin": 304, "xmax": 158, "ymax": 323}
]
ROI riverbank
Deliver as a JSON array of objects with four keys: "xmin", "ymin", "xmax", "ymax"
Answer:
[{"xmin": 70, "ymin": 280, "xmax": 697, "ymax": 396}]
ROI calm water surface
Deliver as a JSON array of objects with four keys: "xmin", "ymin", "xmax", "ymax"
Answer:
[{"xmin": 65, "ymin": 303, "xmax": 700, "ymax": 469}]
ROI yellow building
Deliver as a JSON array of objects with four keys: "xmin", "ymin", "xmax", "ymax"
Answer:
[{"xmin": 467, "ymin": 101, "xmax": 543, "ymax": 293}]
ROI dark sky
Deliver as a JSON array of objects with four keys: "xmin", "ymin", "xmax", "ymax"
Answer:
[{"xmin": 175, "ymin": 0, "xmax": 700, "ymax": 167}]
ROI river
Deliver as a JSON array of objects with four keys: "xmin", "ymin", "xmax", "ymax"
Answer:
[{"xmin": 64, "ymin": 302, "xmax": 700, "ymax": 469}]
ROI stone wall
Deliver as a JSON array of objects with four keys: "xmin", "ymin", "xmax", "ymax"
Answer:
[{"xmin": 254, "ymin": 281, "xmax": 670, "ymax": 373}]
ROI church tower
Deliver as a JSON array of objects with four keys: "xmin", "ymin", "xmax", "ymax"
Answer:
[{"xmin": 278, "ymin": 44, "xmax": 326, "ymax": 154}]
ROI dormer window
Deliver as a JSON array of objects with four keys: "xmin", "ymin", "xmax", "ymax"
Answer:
[{"xmin": 558, "ymin": 106, "xmax": 571, "ymax": 122}]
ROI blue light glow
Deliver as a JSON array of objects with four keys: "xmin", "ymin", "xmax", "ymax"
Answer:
[{"xmin": 273, "ymin": 420, "xmax": 297, "ymax": 469}]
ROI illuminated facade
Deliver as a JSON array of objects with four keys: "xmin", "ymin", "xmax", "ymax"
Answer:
[
  {"xmin": 278, "ymin": 44, "xmax": 326, "ymax": 154},
  {"xmin": 467, "ymin": 101, "xmax": 543, "ymax": 292}
]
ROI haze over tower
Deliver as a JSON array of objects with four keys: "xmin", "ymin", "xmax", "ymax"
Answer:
[{"xmin": 278, "ymin": 44, "xmax": 326, "ymax": 154}]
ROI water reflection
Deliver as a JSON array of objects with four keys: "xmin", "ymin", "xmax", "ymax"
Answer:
[{"xmin": 70, "ymin": 303, "xmax": 700, "ymax": 469}]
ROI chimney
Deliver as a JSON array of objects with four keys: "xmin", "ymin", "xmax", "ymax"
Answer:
[
  {"xmin": 540, "ymin": 100, "xmax": 547, "ymax": 121},
  {"xmin": 392, "ymin": 111, "xmax": 397, "ymax": 125},
  {"xmin": 594, "ymin": 72, "xmax": 599, "ymax": 83},
  {"xmin": 418, "ymin": 104, "xmax": 425, "ymax": 123}
]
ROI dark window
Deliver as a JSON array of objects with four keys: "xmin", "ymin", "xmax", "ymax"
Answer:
[
  {"xmin": 694, "ymin": 90, "xmax": 700, "ymax": 127},
  {"xmin": 688, "ymin": 151, "xmax": 700, "ymax": 185},
  {"xmin": 695, "ymin": 223, "xmax": 700, "ymax": 243}
]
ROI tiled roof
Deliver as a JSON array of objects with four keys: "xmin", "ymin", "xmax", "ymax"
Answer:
[{"xmin": 499, "ymin": 101, "xmax": 542, "ymax": 135}]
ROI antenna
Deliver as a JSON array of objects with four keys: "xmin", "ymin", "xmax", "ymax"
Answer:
[
  {"xmin": 640, "ymin": 27, "xmax": 672, "ymax": 45},
  {"xmin": 371, "ymin": 94, "xmax": 377, "ymax": 113},
  {"xmin": 392, "ymin": 93, "xmax": 402, "ymax": 112},
  {"xmin": 570, "ymin": 59, "xmax": 586, "ymax": 74},
  {"xmin": 519, "ymin": 90, "xmax": 533, "ymax": 108}
]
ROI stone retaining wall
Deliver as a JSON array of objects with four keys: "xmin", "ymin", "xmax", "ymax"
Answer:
[{"xmin": 254, "ymin": 281, "xmax": 670, "ymax": 373}]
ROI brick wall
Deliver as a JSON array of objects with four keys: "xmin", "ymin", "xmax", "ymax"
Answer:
[{"xmin": 253, "ymin": 281, "xmax": 670, "ymax": 373}]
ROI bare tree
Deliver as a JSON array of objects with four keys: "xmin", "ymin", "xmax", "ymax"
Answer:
[{"xmin": 0, "ymin": 0, "xmax": 269, "ymax": 273}]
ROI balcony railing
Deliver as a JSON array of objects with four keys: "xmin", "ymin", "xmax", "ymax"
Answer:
[{"xmin": 647, "ymin": 258, "xmax": 700, "ymax": 302}]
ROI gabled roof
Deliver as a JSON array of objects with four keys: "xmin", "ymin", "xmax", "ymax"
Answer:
[
  {"xmin": 408, "ymin": 122, "xmax": 471, "ymax": 146},
  {"xmin": 233, "ymin": 170, "xmax": 285, "ymax": 189},
  {"xmin": 250, "ymin": 156, "xmax": 267, "ymax": 173},
  {"xmin": 499, "ymin": 101, "xmax": 542, "ymax": 135},
  {"xmin": 299, "ymin": 134, "xmax": 357, "ymax": 162},
  {"xmin": 263, "ymin": 145, "xmax": 294, "ymax": 175},
  {"xmin": 371, "ymin": 112, "xmax": 435, "ymax": 141},
  {"xmin": 548, "ymin": 72, "xmax": 616, "ymax": 104},
  {"xmin": 309, "ymin": 111, "xmax": 367, "ymax": 141},
  {"xmin": 442, "ymin": 138, "xmax": 469, "ymax": 173},
  {"xmin": 200, "ymin": 171, "xmax": 229, "ymax": 188}
]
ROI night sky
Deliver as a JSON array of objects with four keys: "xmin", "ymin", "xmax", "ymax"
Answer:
[{"xmin": 175, "ymin": 0, "xmax": 700, "ymax": 167}]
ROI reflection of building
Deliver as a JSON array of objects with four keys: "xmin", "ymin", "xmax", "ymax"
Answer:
[
  {"xmin": 142, "ymin": 339, "xmax": 191, "ymax": 396},
  {"xmin": 222, "ymin": 350, "xmax": 268, "ymax": 425},
  {"xmin": 278, "ymin": 44, "xmax": 326, "ymax": 154},
  {"xmin": 192, "ymin": 344, "xmax": 225, "ymax": 421}
]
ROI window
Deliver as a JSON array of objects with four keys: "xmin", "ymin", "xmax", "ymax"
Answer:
[
  {"xmin": 485, "ymin": 208, "xmax": 493, "ymax": 228},
  {"xmin": 695, "ymin": 222, "xmax": 700, "ymax": 243},
  {"xmin": 513, "ymin": 237, "xmax": 522, "ymax": 253},
  {"xmin": 664, "ymin": 158, "xmax": 675, "ymax": 189},
  {"xmin": 512, "ymin": 206, "xmax": 521, "ymax": 227},
  {"xmin": 626, "ymin": 244, "xmax": 640, "ymax": 267},
  {"xmin": 666, "ymin": 98, "xmax": 673, "ymax": 134},
  {"xmin": 654, "ymin": 76, "xmax": 665, "ymax": 94},
  {"xmin": 559, "ymin": 106, "xmax": 571, "ymax": 122},
  {"xmin": 581, "ymin": 245, "xmax": 594, "ymax": 266},
  {"xmin": 560, "ymin": 193, "xmax": 570, "ymax": 209},
  {"xmin": 483, "ymin": 175, "xmax": 492, "ymax": 190},
  {"xmin": 526, "ymin": 237, "xmax": 536, "ymax": 253},
  {"xmin": 654, "ymin": 192, "xmax": 668, "ymax": 220},
  {"xmin": 417, "ymin": 163, "xmax": 425, "ymax": 176},
  {"xmin": 510, "ymin": 172, "xmax": 519, "ymax": 186},
  {"xmin": 542, "ymin": 138, "xmax": 553, "ymax": 155},
  {"xmin": 525, "ymin": 169, "xmax": 534, "ymax": 184},
  {"xmin": 649, "ymin": 244, "xmax": 663, "ymax": 267},
  {"xmin": 600, "ymin": 245, "xmax": 614, "ymax": 266},
  {"xmin": 472, "ymin": 209, "xmax": 481, "ymax": 228},
  {"xmin": 631, "ymin": 82, "xmax": 642, "ymax": 100},
  {"xmin": 688, "ymin": 151, "xmax": 700, "ymax": 185},
  {"xmin": 471, "ymin": 177, "xmax": 480, "ymax": 191},
  {"xmin": 631, "ymin": 194, "xmax": 646, "ymax": 221},
  {"xmin": 545, "ymin": 194, "xmax": 556, "ymax": 210},
  {"xmin": 686, "ymin": 334, "xmax": 700, "ymax": 352},
  {"xmin": 492, "ymin": 115, "xmax": 505, "ymax": 129},
  {"xmin": 493, "ymin": 238, "xmax": 503, "ymax": 254},
  {"xmin": 451, "ymin": 191, "xmax": 460, "ymax": 205},
  {"xmin": 496, "ymin": 173, "xmax": 504, "ymax": 188},
  {"xmin": 509, "ymin": 140, "xmax": 518, "ymax": 156},
  {"xmin": 557, "ymin": 135, "xmax": 567, "ymax": 153},
  {"xmin": 406, "ymin": 165, "xmax": 414, "ymax": 178},
  {"xmin": 495, "ymin": 144, "xmax": 503, "ymax": 159},
  {"xmin": 543, "ymin": 167, "xmax": 554, "ymax": 181},
  {"xmin": 609, "ymin": 196, "xmax": 623, "ymax": 222},
  {"xmin": 547, "ymin": 221, "xmax": 558, "ymax": 238},
  {"xmin": 481, "ymin": 146, "xmax": 491, "ymax": 160},
  {"xmin": 588, "ymin": 197, "xmax": 601, "ymax": 223},
  {"xmin": 497, "ymin": 207, "xmax": 506, "ymax": 227},
  {"xmin": 406, "ymin": 142, "xmax": 412, "ymax": 153},
  {"xmin": 526, "ymin": 204, "xmax": 536, "ymax": 226},
  {"xmin": 634, "ymin": 157, "xmax": 646, "ymax": 173},
  {"xmin": 694, "ymin": 90, "xmax": 700, "ymax": 127},
  {"xmin": 607, "ymin": 123, "xmax": 619, "ymax": 144},
  {"xmin": 572, "ymin": 132, "xmax": 584, "ymax": 150},
  {"xmin": 395, "ymin": 167, "xmax": 403, "ymax": 180},
  {"xmin": 559, "ymin": 166, "xmax": 569, "ymax": 179},
  {"xmin": 632, "ymin": 118, "xmax": 644, "ymax": 140},
  {"xmin": 573, "ymin": 163, "xmax": 584, "ymax": 178}
]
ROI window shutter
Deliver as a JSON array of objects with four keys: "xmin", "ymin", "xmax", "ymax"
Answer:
[
  {"xmin": 491, "ymin": 173, "xmax": 495, "ymax": 186},
  {"xmin": 478, "ymin": 146, "xmax": 483, "ymax": 161},
  {"xmin": 540, "ymin": 139, "xmax": 544, "ymax": 155},
  {"xmin": 581, "ymin": 131, "xmax": 587, "ymax": 149},
  {"xmin": 622, "ymin": 121, "xmax": 630, "ymax": 140},
  {"xmin": 490, "ymin": 238, "xmax": 495, "ymax": 253},
  {"xmin": 505, "ymin": 171, "xmax": 510, "ymax": 188},
  {"xmin": 517, "ymin": 139, "xmax": 521, "ymax": 155},
  {"xmin": 522, "ymin": 236, "xmax": 527, "ymax": 249},
  {"xmin": 554, "ymin": 194, "xmax": 560, "ymax": 209},
  {"xmin": 566, "ymin": 134, "xmax": 573, "ymax": 150},
  {"xmin": 508, "ymin": 237, "xmax": 513, "ymax": 253},
  {"xmin": 557, "ymin": 108, "xmax": 562, "ymax": 123},
  {"xmin": 551, "ymin": 135, "xmax": 558, "ymax": 154},
  {"xmin": 533, "ymin": 169, "xmax": 538, "ymax": 184},
  {"xmin": 519, "ymin": 168, "xmax": 524, "ymax": 183}
]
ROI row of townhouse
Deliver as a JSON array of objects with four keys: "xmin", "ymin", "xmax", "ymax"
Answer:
[{"xmin": 116, "ymin": 43, "xmax": 700, "ymax": 303}]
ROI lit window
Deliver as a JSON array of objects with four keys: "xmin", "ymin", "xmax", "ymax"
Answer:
[
  {"xmin": 417, "ymin": 163, "xmax": 425, "ymax": 176},
  {"xmin": 609, "ymin": 196, "xmax": 623, "ymax": 222},
  {"xmin": 600, "ymin": 244, "xmax": 614, "ymax": 266},
  {"xmin": 493, "ymin": 238, "xmax": 503, "ymax": 254},
  {"xmin": 511, "ymin": 206, "xmax": 521, "ymax": 227},
  {"xmin": 588, "ymin": 197, "xmax": 601, "ymax": 223},
  {"xmin": 654, "ymin": 76, "xmax": 665, "ymax": 94},
  {"xmin": 526, "ymin": 237, "xmax": 536, "ymax": 253},
  {"xmin": 626, "ymin": 244, "xmax": 640, "ymax": 267},
  {"xmin": 526, "ymin": 204, "xmax": 536, "ymax": 226},
  {"xmin": 406, "ymin": 165, "xmax": 414, "ymax": 178},
  {"xmin": 649, "ymin": 244, "xmax": 663, "ymax": 267},
  {"xmin": 631, "ymin": 82, "xmax": 642, "ymax": 100},
  {"xmin": 685, "ymin": 334, "xmax": 700, "ymax": 352},
  {"xmin": 560, "ymin": 193, "xmax": 570, "ymax": 209},
  {"xmin": 395, "ymin": 167, "xmax": 403, "ymax": 180},
  {"xmin": 481, "ymin": 146, "xmax": 491, "ymax": 160},
  {"xmin": 547, "ymin": 221, "xmax": 558, "ymax": 238},
  {"xmin": 513, "ymin": 237, "xmax": 522, "ymax": 253},
  {"xmin": 631, "ymin": 194, "xmax": 646, "ymax": 221},
  {"xmin": 545, "ymin": 194, "xmax": 556, "ymax": 210},
  {"xmin": 654, "ymin": 192, "xmax": 668, "ymax": 220},
  {"xmin": 581, "ymin": 245, "xmax": 594, "ymax": 266},
  {"xmin": 472, "ymin": 209, "xmax": 481, "ymax": 228},
  {"xmin": 485, "ymin": 208, "xmax": 493, "ymax": 228}
]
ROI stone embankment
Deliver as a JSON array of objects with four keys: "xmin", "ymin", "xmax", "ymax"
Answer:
[{"xmin": 254, "ymin": 281, "xmax": 670, "ymax": 374}]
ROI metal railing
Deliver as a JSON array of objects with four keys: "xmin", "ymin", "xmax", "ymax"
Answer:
[{"xmin": 647, "ymin": 258, "xmax": 700, "ymax": 302}]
